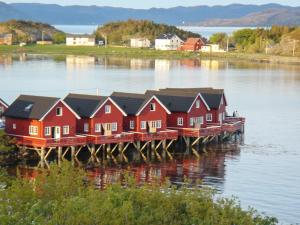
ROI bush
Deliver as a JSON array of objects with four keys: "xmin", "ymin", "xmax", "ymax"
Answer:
[{"xmin": 0, "ymin": 162, "xmax": 278, "ymax": 225}]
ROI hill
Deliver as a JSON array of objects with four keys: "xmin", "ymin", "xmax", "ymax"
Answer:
[
  {"xmin": 0, "ymin": 2, "xmax": 299, "ymax": 26},
  {"xmin": 95, "ymin": 20, "xmax": 202, "ymax": 45},
  {"xmin": 0, "ymin": 20, "xmax": 64, "ymax": 43}
]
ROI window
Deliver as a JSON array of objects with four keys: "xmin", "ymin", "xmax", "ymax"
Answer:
[
  {"xmin": 206, "ymin": 113, "xmax": 213, "ymax": 122},
  {"xmin": 156, "ymin": 120, "xmax": 161, "ymax": 129},
  {"xmin": 56, "ymin": 107, "xmax": 63, "ymax": 116},
  {"xmin": 84, "ymin": 123, "xmax": 89, "ymax": 132},
  {"xmin": 150, "ymin": 103, "xmax": 156, "ymax": 111},
  {"xmin": 189, "ymin": 118, "xmax": 194, "ymax": 126},
  {"xmin": 105, "ymin": 105, "xmax": 111, "ymax": 114},
  {"xmin": 13, "ymin": 123, "xmax": 16, "ymax": 130},
  {"xmin": 63, "ymin": 126, "xmax": 69, "ymax": 135},
  {"xmin": 195, "ymin": 117, "xmax": 204, "ymax": 125},
  {"xmin": 24, "ymin": 104, "xmax": 33, "ymax": 112},
  {"xmin": 112, "ymin": 123, "xmax": 117, "ymax": 132},
  {"xmin": 141, "ymin": 121, "xmax": 146, "ymax": 130},
  {"xmin": 45, "ymin": 127, "xmax": 51, "ymax": 136},
  {"xmin": 29, "ymin": 125, "xmax": 38, "ymax": 136},
  {"xmin": 196, "ymin": 100, "xmax": 200, "ymax": 108},
  {"xmin": 130, "ymin": 120, "xmax": 135, "ymax": 129},
  {"xmin": 95, "ymin": 123, "xmax": 101, "ymax": 133},
  {"xmin": 151, "ymin": 121, "xmax": 156, "ymax": 128},
  {"xmin": 177, "ymin": 117, "xmax": 183, "ymax": 126}
]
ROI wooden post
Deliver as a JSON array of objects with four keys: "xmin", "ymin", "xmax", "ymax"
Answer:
[
  {"xmin": 58, "ymin": 147, "xmax": 62, "ymax": 160},
  {"xmin": 162, "ymin": 140, "xmax": 167, "ymax": 159},
  {"xmin": 71, "ymin": 146, "xmax": 76, "ymax": 166},
  {"xmin": 40, "ymin": 148, "xmax": 45, "ymax": 168}
]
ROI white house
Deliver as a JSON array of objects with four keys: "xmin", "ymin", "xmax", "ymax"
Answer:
[
  {"xmin": 201, "ymin": 44, "xmax": 226, "ymax": 53},
  {"xmin": 66, "ymin": 34, "xmax": 96, "ymax": 46},
  {"xmin": 155, "ymin": 34, "xmax": 183, "ymax": 51},
  {"xmin": 130, "ymin": 38, "xmax": 151, "ymax": 48}
]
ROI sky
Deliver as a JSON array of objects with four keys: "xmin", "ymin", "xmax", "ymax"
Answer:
[{"xmin": 2, "ymin": 0, "xmax": 299, "ymax": 8}]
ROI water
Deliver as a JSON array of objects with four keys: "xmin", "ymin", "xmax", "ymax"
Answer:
[
  {"xmin": 54, "ymin": 25, "xmax": 252, "ymax": 38},
  {"xmin": 1, "ymin": 54, "xmax": 300, "ymax": 224}
]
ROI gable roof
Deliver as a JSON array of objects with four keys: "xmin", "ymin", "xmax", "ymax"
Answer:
[
  {"xmin": 0, "ymin": 98, "xmax": 9, "ymax": 108},
  {"xmin": 4, "ymin": 95, "xmax": 60, "ymax": 120},
  {"xmin": 183, "ymin": 38, "xmax": 205, "ymax": 45},
  {"xmin": 159, "ymin": 88, "xmax": 226, "ymax": 109},
  {"xmin": 66, "ymin": 34, "xmax": 95, "ymax": 38},
  {"xmin": 157, "ymin": 33, "xmax": 180, "ymax": 40},
  {"xmin": 64, "ymin": 93, "xmax": 107, "ymax": 118}
]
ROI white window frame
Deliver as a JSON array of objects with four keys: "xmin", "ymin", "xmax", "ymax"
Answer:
[
  {"xmin": 105, "ymin": 105, "xmax": 111, "ymax": 114},
  {"xmin": 206, "ymin": 113, "xmax": 213, "ymax": 122},
  {"xmin": 111, "ymin": 122, "xmax": 117, "ymax": 132},
  {"xmin": 130, "ymin": 120, "xmax": 135, "ymax": 130},
  {"xmin": 177, "ymin": 117, "xmax": 183, "ymax": 126},
  {"xmin": 13, "ymin": 123, "xmax": 16, "ymax": 130},
  {"xmin": 196, "ymin": 100, "xmax": 200, "ymax": 109},
  {"xmin": 84, "ymin": 123, "xmax": 89, "ymax": 133},
  {"xmin": 141, "ymin": 121, "xmax": 146, "ymax": 130},
  {"xmin": 63, "ymin": 125, "xmax": 70, "ymax": 135},
  {"xmin": 29, "ymin": 125, "xmax": 38, "ymax": 136},
  {"xmin": 44, "ymin": 127, "xmax": 51, "ymax": 136},
  {"xmin": 156, "ymin": 120, "xmax": 161, "ymax": 129},
  {"xmin": 189, "ymin": 118, "xmax": 194, "ymax": 126},
  {"xmin": 150, "ymin": 103, "xmax": 156, "ymax": 111},
  {"xmin": 56, "ymin": 107, "xmax": 63, "ymax": 116},
  {"xmin": 95, "ymin": 123, "xmax": 101, "ymax": 133}
]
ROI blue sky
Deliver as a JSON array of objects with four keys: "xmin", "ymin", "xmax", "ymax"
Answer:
[{"xmin": 3, "ymin": 0, "xmax": 299, "ymax": 8}]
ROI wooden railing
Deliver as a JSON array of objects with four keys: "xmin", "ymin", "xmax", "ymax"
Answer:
[
  {"xmin": 134, "ymin": 130, "xmax": 178, "ymax": 141},
  {"xmin": 88, "ymin": 133, "xmax": 135, "ymax": 144}
]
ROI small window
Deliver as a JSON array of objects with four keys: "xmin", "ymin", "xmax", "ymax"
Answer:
[
  {"xmin": 196, "ymin": 100, "xmax": 200, "ymax": 108},
  {"xmin": 112, "ymin": 122, "xmax": 117, "ymax": 132},
  {"xmin": 105, "ymin": 105, "xmax": 111, "ymax": 114},
  {"xmin": 206, "ymin": 113, "xmax": 212, "ymax": 122},
  {"xmin": 63, "ymin": 126, "xmax": 69, "ymax": 135},
  {"xmin": 84, "ymin": 123, "xmax": 89, "ymax": 132},
  {"xmin": 95, "ymin": 123, "xmax": 101, "ymax": 133},
  {"xmin": 56, "ymin": 107, "xmax": 63, "ymax": 116},
  {"xmin": 156, "ymin": 120, "xmax": 161, "ymax": 129},
  {"xmin": 150, "ymin": 103, "xmax": 156, "ymax": 111},
  {"xmin": 177, "ymin": 117, "xmax": 183, "ymax": 126},
  {"xmin": 29, "ymin": 125, "xmax": 38, "ymax": 136},
  {"xmin": 24, "ymin": 104, "xmax": 33, "ymax": 112},
  {"xmin": 13, "ymin": 123, "xmax": 16, "ymax": 130},
  {"xmin": 45, "ymin": 127, "xmax": 51, "ymax": 136},
  {"xmin": 130, "ymin": 120, "xmax": 135, "ymax": 129},
  {"xmin": 141, "ymin": 121, "xmax": 146, "ymax": 130},
  {"xmin": 189, "ymin": 118, "xmax": 194, "ymax": 126}
]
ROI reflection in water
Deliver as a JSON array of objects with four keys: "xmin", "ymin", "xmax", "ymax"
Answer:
[
  {"xmin": 0, "ymin": 55, "xmax": 13, "ymax": 67},
  {"xmin": 66, "ymin": 55, "xmax": 96, "ymax": 70}
]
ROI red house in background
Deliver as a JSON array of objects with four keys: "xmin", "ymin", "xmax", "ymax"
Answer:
[
  {"xmin": 110, "ymin": 92, "xmax": 177, "ymax": 141},
  {"xmin": 145, "ymin": 90, "xmax": 210, "ymax": 129},
  {"xmin": 0, "ymin": 98, "xmax": 9, "ymax": 120},
  {"xmin": 4, "ymin": 95, "xmax": 83, "ymax": 147},
  {"xmin": 180, "ymin": 38, "xmax": 205, "ymax": 51},
  {"xmin": 64, "ymin": 94, "xmax": 132, "ymax": 144}
]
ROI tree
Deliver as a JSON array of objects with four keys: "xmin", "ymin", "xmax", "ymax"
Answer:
[
  {"xmin": 210, "ymin": 32, "xmax": 228, "ymax": 48},
  {"xmin": 53, "ymin": 32, "xmax": 66, "ymax": 44}
]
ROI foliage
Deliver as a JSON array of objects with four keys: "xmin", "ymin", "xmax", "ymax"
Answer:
[
  {"xmin": 0, "ymin": 130, "xmax": 16, "ymax": 152},
  {"xmin": 0, "ymin": 162, "xmax": 278, "ymax": 225},
  {"xmin": 52, "ymin": 32, "xmax": 66, "ymax": 44},
  {"xmin": 95, "ymin": 19, "xmax": 203, "ymax": 45},
  {"xmin": 209, "ymin": 32, "xmax": 228, "ymax": 48}
]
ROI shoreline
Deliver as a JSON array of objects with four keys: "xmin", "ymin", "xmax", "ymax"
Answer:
[{"xmin": 1, "ymin": 45, "xmax": 300, "ymax": 65}]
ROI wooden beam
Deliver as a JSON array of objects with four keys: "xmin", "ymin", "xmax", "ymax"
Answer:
[
  {"xmin": 191, "ymin": 147, "xmax": 200, "ymax": 158},
  {"xmin": 44, "ymin": 147, "xmax": 54, "ymax": 160},
  {"xmin": 191, "ymin": 137, "xmax": 201, "ymax": 147},
  {"xmin": 75, "ymin": 146, "xmax": 84, "ymax": 157},
  {"xmin": 95, "ymin": 145, "xmax": 103, "ymax": 155}
]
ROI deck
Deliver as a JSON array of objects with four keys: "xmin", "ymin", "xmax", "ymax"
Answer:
[
  {"xmin": 87, "ymin": 132, "xmax": 135, "ymax": 145},
  {"xmin": 134, "ymin": 130, "xmax": 178, "ymax": 142}
]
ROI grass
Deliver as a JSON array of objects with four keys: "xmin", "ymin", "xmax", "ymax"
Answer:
[{"xmin": 1, "ymin": 44, "xmax": 300, "ymax": 64}]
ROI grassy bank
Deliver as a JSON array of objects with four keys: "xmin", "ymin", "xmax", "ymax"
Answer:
[{"xmin": 1, "ymin": 44, "xmax": 300, "ymax": 64}]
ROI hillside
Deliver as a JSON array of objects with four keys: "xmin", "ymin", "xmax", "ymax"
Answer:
[
  {"xmin": 95, "ymin": 20, "xmax": 203, "ymax": 45},
  {"xmin": 0, "ymin": 20, "xmax": 64, "ymax": 43},
  {"xmin": 0, "ymin": 2, "xmax": 299, "ymax": 26}
]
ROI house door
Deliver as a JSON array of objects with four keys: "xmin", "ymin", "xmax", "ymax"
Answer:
[
  {"xmin": 148, "ymin": 121, "xmax": 157, "ymax": 133},
  {"xmin": 103, "ymin": 123, "xmax": 112, "ymax": 136},
  {"xmin": 54, "ymin": 126, "xmax": 61, "ymax": 139}
]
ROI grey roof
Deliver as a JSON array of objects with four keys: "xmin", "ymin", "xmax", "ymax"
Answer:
[
  {"xmin": 145, "ymin": 90, "xmax": 195, "ymax": 112},
  {"xmin": 66, "ymin": 34, "xmax": 95, "ymax": 38},
  {"xmin": 0, "ymin": 98, "xmax": 9, "ymax": 107},
  {"xmin": 159, "ymin": 88, "xmax": 225, "ymax": 109},
  {"xmin": 4, "ymin": 95, "xmax": 59, "ymax": 120},
  {"xmin": 64, "ymin": 93, "xmax": 107, "ymax": 118},
  {"xmin": 157, "ymin": 33, "xmax": 178, "ymax": 40},
  {"xmin": 110, "ymin": 92, "xmax": 150, "ymax": 115}
]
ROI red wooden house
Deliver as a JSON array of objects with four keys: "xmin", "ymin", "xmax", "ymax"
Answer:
[
  {"xmin": 4, "ymin": 95, "xmax": 84, "ymax": 147},
  {"xmin": 180, "ymin": 38, "xmax": 205, "ymax": 51},
  {"xmin": 64, "ymin": 93, "xmax": 133, "ymax": 144},
  {"xmin": 0, "ymin": 98, "xmax": 9, "ymax": 120},
  {"xmin": 110, "ymin": 92, "xmax": 177, "ymax": 141}
]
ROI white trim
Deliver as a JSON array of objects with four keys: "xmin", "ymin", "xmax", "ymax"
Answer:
[
  {"xmin": 91, "ymin": 97, "xmax": 127, "ymax": 118},
  {"xmin": 39, "ymin": 100, "xmax": 81, "ymax": 121},
  {"xmin": 136, "ymin": 96, "xmax": 171, "ymax": 116},
  {"xmin": 187, "ymin": 93, "xmax": 210, "ymax": 113},
  {"xmin": 0, "ymin": 99, "xmax": 8, "ymax": 108}
]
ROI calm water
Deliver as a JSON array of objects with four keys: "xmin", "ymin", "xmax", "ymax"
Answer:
[
  {"xmin": 0, "ymin": 54, "xmax": 300, "ymax": 224},
  {"xmin": 54, "ymin": 25, "xmax": 250, "ymax": 38}
]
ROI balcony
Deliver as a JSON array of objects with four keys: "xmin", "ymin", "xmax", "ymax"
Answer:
[{"xmin": 87, "ymin": 132, "xmax": 135, "ymax": 145}]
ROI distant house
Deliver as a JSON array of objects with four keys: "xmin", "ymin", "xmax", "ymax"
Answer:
[
  {"xmin": 130, "ymin": 38, "xmax": 151, "ymax": 48},
  {"xmin": 180, "ymin": 38, "xmax": 205, "ymax": 52},
  {"xmin": 36, "ymin": 40, "xmax": 53, "ymax": 45},
  {"xmin": 0, "ymin": 98, "xmax": 9, "ymax": 120},
  {"xmin": 66, "ymin": 34, "xmax": 95, "ymax": 46},
  {"xmin": 0, "ymin": 34, "xmax": 13, "ymax": 45},
  {"xmin": 201, "ymin": 44, "xmax": 226, "ymax": 53},
  {"xmin": 155, "ymin": 34, "xmax": 183, "ymax": 51}
]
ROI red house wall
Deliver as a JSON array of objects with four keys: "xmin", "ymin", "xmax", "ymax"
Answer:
[
  {"xmin": 123, "ymin": 115, "xmax": 136, "ymax": 132},
  {"xmin": 187, "ymin": 95, "xmax": 209, "ymax": 128},
  {"xmin": 167, "ymin": 112, "xmax": 188, "ymax": 128},
  {"xmin": 5, "ymin": 118, "xmax": 41, "ymax": 136},
  {"xmin": 209, "ymin": 95, "xmax": 227, "ymax": 124}
]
